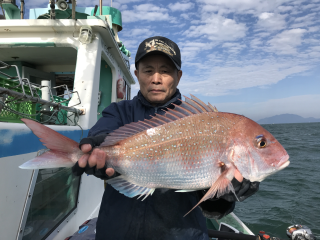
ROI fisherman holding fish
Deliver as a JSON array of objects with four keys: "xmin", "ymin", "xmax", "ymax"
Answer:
[
  {"xmin": 71, "ymin": 37, "xmax": 261, "ymax": 240},
  {"xmin": 21, "ymin": 36, "xmax": 289, "ymax": 239}
]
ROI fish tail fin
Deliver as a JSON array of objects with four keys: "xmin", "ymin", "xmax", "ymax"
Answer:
[
  {"xmin": 183, "ymin": 168, "xmax": 235, "ymax": 217},
  {"xmin": 19, "ymin": 150, "xmax": 77, "ymax": 169},
  {"xmin": 19, "ymin": 119, "xmax": 81, "ymax": 169}
]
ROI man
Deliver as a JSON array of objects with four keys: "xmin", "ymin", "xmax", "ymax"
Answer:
[{"xmin": 72, "ymin": 36, "xmax": 259, "ymax": 240}]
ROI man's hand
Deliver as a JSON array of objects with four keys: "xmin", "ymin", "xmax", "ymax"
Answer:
[{"xmin": 78, "ymin": 144, "xmax": 115, "ymax": 177}]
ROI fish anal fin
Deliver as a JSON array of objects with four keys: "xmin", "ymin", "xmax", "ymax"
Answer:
[
  {"xmin": 183, "ymin": 169, "xmax": 235, "ymax": 217},
  {"xmin": 107, "ymin": 176, "xmax": 155, "ymax": 200}
]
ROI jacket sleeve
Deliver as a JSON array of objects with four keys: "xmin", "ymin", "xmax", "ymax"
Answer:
[{"xmin": 197, "ymin": 178, "xmax": 260, "ymax": 219}]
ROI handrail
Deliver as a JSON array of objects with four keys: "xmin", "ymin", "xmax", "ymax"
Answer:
[{"xmin": 0, "ymin": 87, "xmax": 83, "ymax": 115}]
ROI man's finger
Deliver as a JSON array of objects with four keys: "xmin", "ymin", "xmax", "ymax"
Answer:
[
  {"xmin": 234, "ymin": 169, "xmax": 243, "ymax": 182},
  {"xmin": 96, "ymin": 150, "xmax": 107, "ymax": 169},
  {"xmin": 106, "ymin": 168, "xmax": 115, "ymax": 177},
  {"xmin": 88, "ymin": 148, "xmax": 99, "ymax": 167},
  {"xmin": 78, "ymin": 154, "xmax": 90, "ymax": 168},
  {"xmin": 81, "ymin": 144, "xmax": 92, "ymax": 153}
]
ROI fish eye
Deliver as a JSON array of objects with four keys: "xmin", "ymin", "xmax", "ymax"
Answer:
[{"xmin": 258, "ymin": 140, "xmax": 267, "ymax": 148}]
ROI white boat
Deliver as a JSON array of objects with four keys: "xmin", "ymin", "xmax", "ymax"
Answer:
[{"xmin": 0, "ymin": 1, "xmax": 253, "ymax": 239}]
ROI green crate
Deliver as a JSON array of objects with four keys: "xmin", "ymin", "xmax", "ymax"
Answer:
[
  {"xmin": 53, "ymin": 95, "xmax": 70, "ymax": 125},
  {"xmin": 0, "ymin": 76, "xmax": 37, "ymax": 123},
  {"xmin": 35, "ymin": 92, "xmax": 70, "ymax": 125}
]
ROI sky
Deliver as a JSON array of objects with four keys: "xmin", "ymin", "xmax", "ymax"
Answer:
[{"xmin": 21, "ymin": 0, "xmax": 320, "ymax": 121}]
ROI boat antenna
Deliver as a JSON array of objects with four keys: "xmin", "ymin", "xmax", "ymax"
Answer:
[
  {"xmin": 99, "ymin": 0, "xmax": 102, "ymax": 15},
  {"xmin": 93, "ymin": 5, "xmax": 98, "ymax": 16},
  {"xmin": 71, "ymin": 0, "xmax": 76, "ymax": 19},
  {"xmin": 0, "ymin": 1, "xmax": 6, "ymax": 20},
  {"xmin": 20, "ymin": 0, "xmax": 25, "ymax": 19},
  {"xmin": 49, "ymin": 0, "xmax": 56, "ymax": 19}
]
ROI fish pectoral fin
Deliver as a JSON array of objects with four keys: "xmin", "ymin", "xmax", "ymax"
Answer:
[
  {"xmin": 107, "ymin": 176, "xmax": 155, "ymax": 200},
  {"xmin": 183, "ymin": 168, "xmax": 236, "ymax": 217},
  {"xmin": 175, "ymin": 190, "xmax": 197, "ymax": 192}
]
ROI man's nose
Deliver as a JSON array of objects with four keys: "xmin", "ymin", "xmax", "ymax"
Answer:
[{"xmin": 151, "ymin": 72, "xmax": 162, "ymax": 84}]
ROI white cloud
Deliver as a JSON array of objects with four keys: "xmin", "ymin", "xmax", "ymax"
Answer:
[
  {"xmin": 179, "ymin": 57, "xmax": 312, "ymax": 97},
  {"xmin": 221, "ymin": 42, "xmax": 246, "ymax": 54},
  {"xmin": 169, "ymin": 2, "xmax": 195, "ymax": 12},
  {"xmin": 179, "ymin": 41, "xmax": 209, "ymax": 60},
  {"xmin": 308, "ymin": 26, "xmax": 320, "ymax": 32},
  {"xmin": 277, "ymin": 5, "xmax": 294, "ymax": 12},
  {"xmin": 121, "ymin": 28, "xmax": 155, "ymax": 37},
  {"xmin": 0, "ymin": 129, "xmax": 30, "ymax": 145},
  {"xmin": 289, "ymin": 12, "xmax": 319, "ymax": 28},
  {"xmin": 256, "ymin": 12, "xmax": 287, "ymax": 31},
  {"xmin": 197, "ymin": 0, "xmax": 290, "ymax": 15},
  {"xmin": 183, "ymin": 14, "xmax": 247, "ymax": 43},
  {"xmin": 180, "ymin": 13, "xmax": 190, "ymax": 19},
  {"xmin": 267, "ymin": 28, "xmax": 307, "ymax": 55},
  {"xmin": 121, "ymin": 4, "xmax": 171, "ymax": 23},
  {"xmin": 130, "ymin": 64, "xmax": 139, "ymax": 98}
]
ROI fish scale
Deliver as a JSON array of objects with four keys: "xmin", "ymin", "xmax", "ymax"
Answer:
[{"xmin": 20, "ymin": 94, "xmax": 290, "ymax": 215}]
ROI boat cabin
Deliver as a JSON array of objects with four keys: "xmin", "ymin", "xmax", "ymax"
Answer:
[{"xmin": 0, "ymin": 1, "xmax": 134, "ymax": 239}]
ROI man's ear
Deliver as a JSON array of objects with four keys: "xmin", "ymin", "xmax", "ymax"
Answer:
[
  {"xmin": 134, "ymin": 69, "xmax": 140, "ymax": 84},
  {"xmin": 176, "ymin": 70, "xmax": 182, "ymax": 86}
]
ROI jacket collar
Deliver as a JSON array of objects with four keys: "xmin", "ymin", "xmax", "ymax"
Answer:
[{"xmin": 137, "ymin": 89, "xmax": 182, "ymax": 109}]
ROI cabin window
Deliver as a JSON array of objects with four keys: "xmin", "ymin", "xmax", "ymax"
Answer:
[{"xmin": 22, "ymin": 168, "xmax": 80, "ymax": 240}]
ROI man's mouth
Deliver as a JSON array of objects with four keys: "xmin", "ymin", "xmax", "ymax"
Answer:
[{"xmin": 149, "ymin": 89, "xmax": 164, "ymax": 93}]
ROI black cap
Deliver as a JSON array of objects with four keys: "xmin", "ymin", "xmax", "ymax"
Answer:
[{"xmin": 135, "ymin": 36, "xmax": 181, "ymax": 70}]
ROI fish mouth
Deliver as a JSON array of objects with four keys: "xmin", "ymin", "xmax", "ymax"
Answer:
[
  {"xmin": 278, "ymin": 160, "xmax": 290, "ymax": 170},
  {"xmin": 277, "ymin": 154, "xmax": 290, "ymax": 170}
]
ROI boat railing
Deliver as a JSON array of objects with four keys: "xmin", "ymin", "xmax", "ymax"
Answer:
[{"xmin": 0, "ymin": 61, "xmax": 83, "ymax": 125}]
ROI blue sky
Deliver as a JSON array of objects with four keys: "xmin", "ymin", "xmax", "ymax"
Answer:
[{"xmin": 23, "ymin": 0, "xmax": 320, "ymax": 121}]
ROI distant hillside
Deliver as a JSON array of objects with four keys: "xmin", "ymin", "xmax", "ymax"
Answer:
[{"xmin": 257, "ymin": 114, "xmax": 320, "ymax": 124}]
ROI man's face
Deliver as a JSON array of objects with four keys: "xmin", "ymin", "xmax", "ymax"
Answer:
[{"xmin": 134, "ymin": 54, "xmax": 182, "ymax": 106}]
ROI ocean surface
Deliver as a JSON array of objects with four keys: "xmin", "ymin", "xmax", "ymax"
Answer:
[{"xmin": 234, "ymin": 122, "xmax": 320, "ymax": 239}]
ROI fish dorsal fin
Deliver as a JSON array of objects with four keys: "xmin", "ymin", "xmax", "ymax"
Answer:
[{"xmin": 99, "ymin": 95, "xmax": 218, "ymax": 147}]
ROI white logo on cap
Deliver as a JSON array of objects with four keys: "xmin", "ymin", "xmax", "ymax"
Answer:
[{"xmin": 144, "ymin": 39, "xmax": 176, "ymax": 56}]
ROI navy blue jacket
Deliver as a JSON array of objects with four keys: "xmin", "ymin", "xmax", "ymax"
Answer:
[{"xmin": 83, "ymin": 89, "xmax": 259, "ymax": 240}]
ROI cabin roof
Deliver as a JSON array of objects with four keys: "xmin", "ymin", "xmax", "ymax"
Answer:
[{"xmin": 0, "ymin": 19, "xmax": 135, "ymax": 85}]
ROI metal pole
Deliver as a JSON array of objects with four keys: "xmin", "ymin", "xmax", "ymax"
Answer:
[
  {"xmin": 99, "ymin": 0, "xmax": 102, "ymax": 15},
  {"xmin": 50, "ymin": 0, "xmax": 55, "ymax": 19},
  {"xmin": 72, "ymin": 0, "xmax": 76, "ymax": 19},
  {"xmin": 41, "ymin": 80, "xmax": 51, "ymax": 111},
  {"xmin": 111, "ymin": 0, "xmax": 112, "ymax": 7},
  {"xmin": 20, "ymin": 0, "xmax": 24, "ymax": 19}
]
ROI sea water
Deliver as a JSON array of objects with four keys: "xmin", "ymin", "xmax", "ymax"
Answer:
[{"xmin": 234, "ymin": 122, "xmax": 320, "ymax": 239}]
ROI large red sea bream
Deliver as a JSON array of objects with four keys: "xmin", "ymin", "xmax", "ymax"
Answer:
[{"xmin": 20, "ymin": 95, "xmax": 290, "ymax": 215}]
